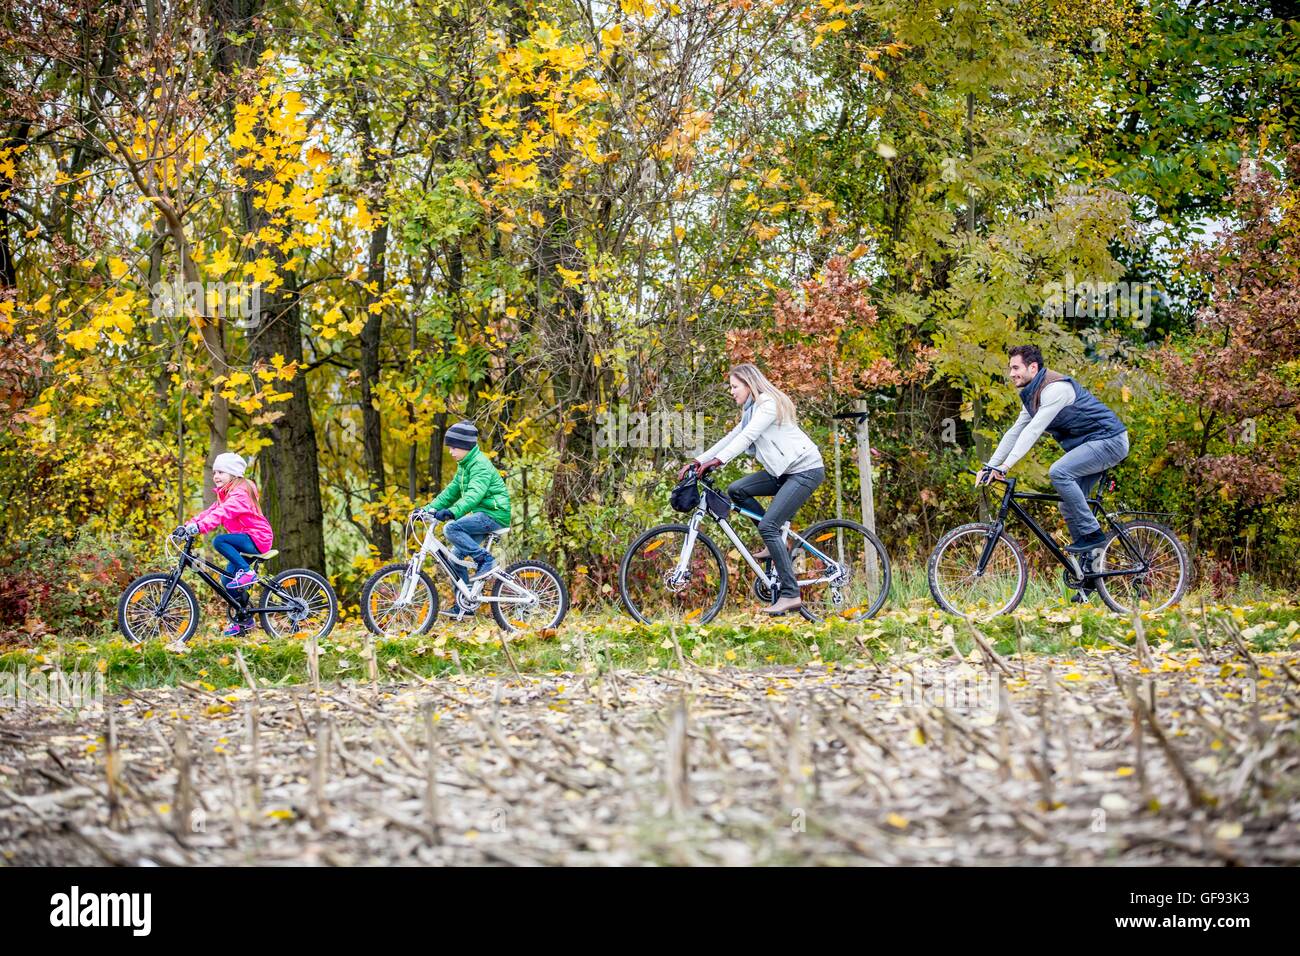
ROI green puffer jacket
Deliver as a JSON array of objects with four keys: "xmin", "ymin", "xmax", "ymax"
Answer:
[{"xmin": 425, "ymin": 445, "xmax": 512, "ymax": 527}]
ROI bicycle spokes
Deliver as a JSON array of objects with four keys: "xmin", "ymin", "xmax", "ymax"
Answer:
[
  {"xmin": 792, "ymin": 522, "xmax": 889, "ymax": 622},
  {"xmin": 367, "ymin": 567, "xmax": 435, "ymax": 636},
  {"xmin": 496, "ymin": 567, "xmax": 563, "ymax": 631},
  {"xmin": 263, "ymin": 574, "xmax": 333, "ymax": 640},
  {"xmin": 621, "ymin": 527, "xmax": 725, "ymax": 625},
  {"xmin": 1096, "ymin": 522, "xmax": 1188, "ymax": 613},
  {"xmin": 929, "ymin": 525, "xmax": 1027, "ymax": 619},
  {"xmin": 124, "ymin": 580, "xmax": 192, "ymax": 641}
]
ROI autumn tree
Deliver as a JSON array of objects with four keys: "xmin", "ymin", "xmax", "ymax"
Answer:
[{"xmin": 1159, "ymin": 148, "xmax": 1300, "ymax": 553}]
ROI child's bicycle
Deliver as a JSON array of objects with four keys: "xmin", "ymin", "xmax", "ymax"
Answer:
[
  {"xmin": 618, "ymin": 470, "xmax": 892, "ymax": 625},
  {"xmin": 359, "ymin": 510, "xmax": 570, "ymax": 637},
  {"xmin": 117, "ymin": 528, "xmax": 339, "ymax": 646}
]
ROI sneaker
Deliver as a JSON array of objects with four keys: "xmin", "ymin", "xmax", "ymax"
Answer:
[
  {"xmin": 223, "ymin": 619, "xmax": 255, "ymax": 637},
  {"xmin": 469, "ymin": 558, "xmax": 496, "ymax": 581},
  {"xmin": 1063, "ymin": 531, "xmax": 1107, "ymax": 554},
  {"xmin": 229, "ymin": 570, "xmax": 258, "ymax": 589},
  {"xmin": 438, "ymin": 605, "xmax": 475, "ymax": 621}
]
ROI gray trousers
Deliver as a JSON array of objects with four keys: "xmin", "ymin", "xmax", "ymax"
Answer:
[
  {"xmin": 1048, "ymin": 431, "xmax": 1129, "ymax": 541},
  {"xmin": 727, "ymin": 467, "xmax": 825, "ymax": 599}
]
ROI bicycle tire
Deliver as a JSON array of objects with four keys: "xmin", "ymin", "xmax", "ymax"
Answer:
[
  {"xmin": 618, "ymin": 523, "xmax": 729, "ymax": 625},
  {"xmin": 793, "ymin": 518, "xmax": 892, "ymax": 622},
  {"xmin": 1095, "ymin": 520, "xmax": 1191, "ymax": 614},
  {"xmin": 490, "ymin": 559, "xmax": 570, "ymax": 634},
  {"xmin": 359, "ymin": 562, "xmax": 439, "ymax": 638},
  {"xmin": 118, "ymin": 573, "xmax": 201, "ymax": 645},
  {"xmin": 928, "ymin": 523, "xmax": 1028, "ymax": 619},
  {"xmin": 260, "ymin": 568, "xmax": 339, "ymax": 641}
]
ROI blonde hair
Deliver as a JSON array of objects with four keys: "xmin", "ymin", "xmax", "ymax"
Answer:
[
  {"xmin": 728, "ymin": 363, "xmax": 796, "ymax": 425},
  {"xmin": 223, "ymin": 476, "xmax": 262, "ymax": 506}
]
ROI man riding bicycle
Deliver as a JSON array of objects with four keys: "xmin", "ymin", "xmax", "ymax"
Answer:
[{"xmin": 977, "ymin": 344, "xmax": 1129, "ymax": 556}]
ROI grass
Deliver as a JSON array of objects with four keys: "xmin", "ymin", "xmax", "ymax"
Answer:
[{"xmin": 4, "ymin": 580, "xmax": 1297, "ymax": 695}]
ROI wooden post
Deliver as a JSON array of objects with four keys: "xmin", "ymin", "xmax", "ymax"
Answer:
[
  {"xmin": 855, "ymin": 398, "xmax": 875, "ymax": 534},
  {"xmin": 832, "ymin": 413, "xmax": 844, "ymax": 523}
]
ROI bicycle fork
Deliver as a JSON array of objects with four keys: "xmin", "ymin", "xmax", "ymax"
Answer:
[
  {"xmin": 398, "ymin": 553, "xmax": 427, "ymax": 604},
  {"xmin": 670, "ymin": 514, "xmax": 705, "ymax": 584}
]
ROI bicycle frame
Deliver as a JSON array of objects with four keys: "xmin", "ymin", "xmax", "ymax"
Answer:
[
  {"xmin": 161, "ymin": 536, "xmax": 308, "ymax": 617},
  {"xmin": 975, "ymin": 474, "xmax": 1151, "ymax": 583},
  {"xmin": 670, "ymin": 477, "xmax": 845, "ymax": 590},
  {"xmin": 400, "ymin": 514, "xmax": 534, "ymax": 608}
]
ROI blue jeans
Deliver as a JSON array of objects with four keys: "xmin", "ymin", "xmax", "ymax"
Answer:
[
  {"xmin": 443, "ymin": 512, "xmax": 504, "ymax": 589},
  {"xmin": 1048, "ymin": 431, "xmax": 1129, "ymax": 541},
  {"xmin": 212, "ymin": 533, "xmax": 258, "ymax": 605}
]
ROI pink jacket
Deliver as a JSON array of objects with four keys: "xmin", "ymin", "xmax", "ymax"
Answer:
[{"xmin": 193, "ymin": 484, "xmax": 274, "ymax": 553}]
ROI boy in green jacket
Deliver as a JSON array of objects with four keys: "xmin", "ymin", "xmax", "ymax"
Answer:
[{"xmin": 423, "ymin": 421, "xmax": 512, "ymax": 620}]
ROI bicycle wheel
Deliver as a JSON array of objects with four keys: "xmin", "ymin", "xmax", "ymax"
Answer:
[
  {"xmin": 117, "ymin": 573, "xmax": 200, "ymax": 644},
  {"xmin": 1095, "ymin": 520, "xmax": 1190, "ymax": 614},
  {"xmin": 490, "ymin": 560, "xmax": 570, "ymax": 634},
  {"xmin": 928, "ymin": 523, "xmax": 1028, "ymax": 619},
  {"xmin": 359, "ymin": 562, "xmax": 439, "ymax": 638},
  {"xmin": 618, "ymin": 523, "xmax": 728, "ymax": 625},
  {"xmin": 792, "ymin": 519, "xmax": 891, "ymax": 622},
  {"xmin": 259, "ymin": 569, "xmax": 338, "ymax": 641}
]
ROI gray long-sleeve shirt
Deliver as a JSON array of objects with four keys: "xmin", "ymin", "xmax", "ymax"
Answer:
[{"xmin": 987, "ymin": 380, "xmax": 1074, "ymax": 471}]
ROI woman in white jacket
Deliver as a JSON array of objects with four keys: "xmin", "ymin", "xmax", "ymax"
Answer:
[{"xmin": 679, "ymin": 363, "xmax": 825, "ymax": 615}]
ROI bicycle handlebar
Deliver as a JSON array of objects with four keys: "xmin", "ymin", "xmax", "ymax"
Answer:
[{"xmin": 968, "ymin": 466, "xmax": 1010, "ymax": 484}]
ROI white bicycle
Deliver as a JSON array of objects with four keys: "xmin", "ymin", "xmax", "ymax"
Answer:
[{"xmin": 359, "ymin": 510, "xmax": 569, "ymax": 637}]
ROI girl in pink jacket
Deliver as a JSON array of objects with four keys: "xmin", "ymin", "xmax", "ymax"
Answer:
[{"xmin": 182, "ymin": 452, "xmax": 274, "ymax": 635}]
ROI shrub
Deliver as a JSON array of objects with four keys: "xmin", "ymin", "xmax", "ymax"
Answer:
[{"xmin": 0, "ymin": 535, "xmax": 139, "ymax": 645}]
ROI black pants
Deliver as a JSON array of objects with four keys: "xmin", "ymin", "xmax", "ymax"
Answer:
[{"xmin": 727, "ymin": 468, "xmax": 825, "ymax": 599}]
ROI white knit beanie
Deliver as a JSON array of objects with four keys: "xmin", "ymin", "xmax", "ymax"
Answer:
[{"xmin": 212, "ymin": 452, "xmax": 248, "ymax": 478}]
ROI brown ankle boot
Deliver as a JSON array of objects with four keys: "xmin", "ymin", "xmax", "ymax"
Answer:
[{"xmin": 761, "ymin": 595, "xmax": 803, "ymax": 615}]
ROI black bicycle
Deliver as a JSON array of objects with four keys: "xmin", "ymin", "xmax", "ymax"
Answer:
[
  {"xmin": 117, "ymin": 529, "xmax": 338, "ymax": 645},
  {"xmin": 927, "ymin": 467, "xmax": 1190, "ymax": 619},
  {"xmin": 619, "ymin": 471, "xmax": 891, "ymax": 625}
]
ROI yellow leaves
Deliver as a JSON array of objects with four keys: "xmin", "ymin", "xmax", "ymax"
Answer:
[
  {"xmin": 600, "ymin": 23, "xmax": 625, "ymax": 48},
  {"xmin": 860, "ymin": 62, "xmax": 888, "ymax": 82},
  {"xmin": 62, "ymin": 289, "xmax": 140, "ymax": 351},
  {"xmin": 107, "ymin": 257, "xmax": 130, "ymax": 280},
  {"xmin": 620, "ymin": 0, "xmax": 656, "ymax": 17},
  {"xmin": 492, "ymin": 162, "xmax": 539, "ymax": 194},
  {"xmin": 556, "ymin": 266, "xmax": 585, "ymax": 289},
  {"xmin": 242, "ymin": 257, "xmax": 276, "ymax": 286},
  {"xmin": 349, "ymin": 196, "xmax": 382, "ymax": 232},
  {"xmin": 206, "ymin": 246, "xmax": 236, "ymax": 277}
]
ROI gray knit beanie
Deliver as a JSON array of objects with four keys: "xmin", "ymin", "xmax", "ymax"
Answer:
[{"xmin": 445, "ymin": 420, "xmax": 479, "ymax": 450}]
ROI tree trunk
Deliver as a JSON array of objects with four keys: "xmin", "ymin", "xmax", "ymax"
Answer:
[
  {"xmin": 248, "ymin": 286, "xmax": 325, "ymax": 571},
  {"xmin": 360, "ymin": 221, "xmax": 392, "ymax": 559}
]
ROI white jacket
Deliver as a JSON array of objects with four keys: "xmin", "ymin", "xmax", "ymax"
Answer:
[{"xmin": 700, "ymin": 395, "xmax": 824, "ymax": 477}]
